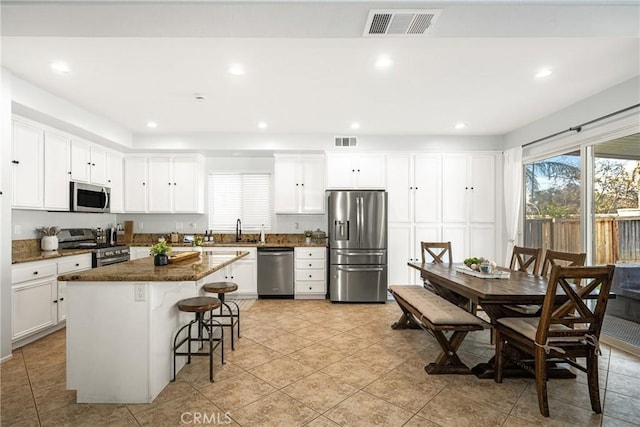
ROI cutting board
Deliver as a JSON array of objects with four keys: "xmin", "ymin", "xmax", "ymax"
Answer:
[{"xmin": 168, "ymin": 251, "xmax": 201, "ymax": 264}]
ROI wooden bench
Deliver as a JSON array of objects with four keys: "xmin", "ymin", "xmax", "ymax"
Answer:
[{"xmin": 389, "ymin": 285, "xmax": 488, "ymax": 374}]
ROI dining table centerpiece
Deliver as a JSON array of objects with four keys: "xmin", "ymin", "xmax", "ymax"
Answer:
[{"xmin": 150, "ymin": 240, "xmax": 172, "ymax": 266}]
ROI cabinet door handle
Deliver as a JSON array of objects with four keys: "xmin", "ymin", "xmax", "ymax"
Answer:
[
  {"xmin": 33, "ymin": 271, "xmax": 38, "ymax": 275},
  {"xmin": 470, "ymin": 187, "xmax": 474, "ymax": 190},
  {"xmin": 92, "ymin": 163, "xmax": 95, "ymax": 166},
  {"xmin": 12, "ymin": 160, "xmax": 19, "ymax": 164},
  {"xmin": 309, "ymin": 263, "xmax": 312, "ymax": 267},
  {"xmin": 173, "ymin": 182, "xmax": 176, "ymax": 185},
  {"xmin": 87, "ymin": 162, "xmax": 92, "ymax": 165},
  {"xmin": 75, "ymin": 263, "xmax": 80, "ymax": 267},
  {"xmin": 409, "ymin": 186, "xmax": 413, "ymax": 189},
  {"xmin": 415, "ymin": 186, "xmax": 419, "ymax": 190},
  {"xmin": 301, "ymin": 183, "xmax": 304, "ymax": 186},
  {"xmin": 309, "ymin": 275, "xmax": 312, "ymax": 278},
  {"xmin": 53, "ymin": 299, "xmax": 58, "ymax": 303},
  {"xmin": 357, "ymin": 169, "xmax": 361, "ymax": 172},
  {"xmin": 59, "ymin": 297, "xmax": 64, "ymax": 301},
  {"xmin": 168, "ymin": 182, "xmax": 171, "ymax": 186}
]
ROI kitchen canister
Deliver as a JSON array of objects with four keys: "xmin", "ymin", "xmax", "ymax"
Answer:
[{"xmin": 41, "ymin": 236, "xmax": 59, "ymax": 251}]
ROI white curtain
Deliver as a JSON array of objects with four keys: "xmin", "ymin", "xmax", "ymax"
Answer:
[{"xmin": 503, "ymin": 146, "xmax": 523, "ymax": 266}]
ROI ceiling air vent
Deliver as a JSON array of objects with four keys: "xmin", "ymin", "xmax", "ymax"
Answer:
[
  {"xmin": 363, "ymin": 9, "xmax": 441, "ymax": 37},
  {"xmin": 334, "ymin": 136, "xmax": 357, "ymax": 147}
]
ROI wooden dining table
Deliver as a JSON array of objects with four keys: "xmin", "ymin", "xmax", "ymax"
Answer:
[{"xmin": 407, "ymin": 261, "xmax": 578, "ymax": 379}]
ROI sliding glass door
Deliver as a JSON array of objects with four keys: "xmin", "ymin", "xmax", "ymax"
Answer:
[{"xmin": 524, "ymin": 152, "xmax": 582, "ymax": 253}]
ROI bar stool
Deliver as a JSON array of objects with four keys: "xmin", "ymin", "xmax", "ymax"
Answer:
[
  {"xmin": 202, "ymin": 282, "xmax": 241, "ymax": 350},
  {"xmin": 172, "ymin": 296, "xmax": 223, "ymax": 383}
]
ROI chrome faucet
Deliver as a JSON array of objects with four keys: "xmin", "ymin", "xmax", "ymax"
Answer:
[{"xmin": 235, "ymin": 218, "xmax": 242, "ymax": 242}]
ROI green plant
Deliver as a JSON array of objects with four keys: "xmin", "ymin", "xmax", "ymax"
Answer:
[
  {"xmin": 37, "ymin": 226, "xmax": 60, "ymax": 236},
  {"xmin": 192, "ymin": 236, "xmax": 204, "ymax": 246},
  {"xmin": 304, "ymin": 230, "xmax": 313, "ymax": 237},
  {"xmin": 150, "ymin": 241, "xmax": 172, "ymax": 256}
]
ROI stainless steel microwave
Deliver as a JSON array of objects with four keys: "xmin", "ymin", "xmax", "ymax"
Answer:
[{"xmin": 70, "ymin": 182, "xmax": 110, "ymax": 213}]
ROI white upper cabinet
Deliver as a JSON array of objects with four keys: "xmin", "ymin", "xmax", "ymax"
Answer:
[
  {"xmin": 125, "ymin": 155, "xmax": 203, "ymax": 213},
  {"xmin": 12, "ymin": 120, "xmax": 44, "ymax": 208},
  {"xmin": 386, "ymin": 154, "xmax": 441, "ymax": 223},
  {"xmin": 274, "ymin": 154, "xmax": 325, "ymax": 214},
  {"xmin": 124, "ymin": 157, "xmax": 148, "ymax": 213},
  {"xmin": 326, "ymin": 153, "xmax": 386, "ymax": 189},
  {"xmin": 171, "ymin": 157, "xmax": 202, "ymax": 213},
  {"xmin": 70, "ymin": 139, "xmax": 108, "ymax": 186},
  {"xmin": 442, "ymin": 154, "xmax": 496, "ymax": 224},
  {"xmin": 106, "ymin": 151, "xmax": 124, "ymax": 213},
  {"xmin": 43, "ymin": 131, "xmax": 71, "ymax": 211},
  {"xmin": 147, "ymin": 157, "xmax": 173, "ymax": 212}
]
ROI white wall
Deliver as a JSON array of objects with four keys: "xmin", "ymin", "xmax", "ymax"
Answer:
[
  {"xmin": 11, "ymin": 210, "xmax": 118, "ymax": 240},
  {"xmin": 133, "ymin": 133, "xmax": 503, "ymax": 154},
  {"xmin": 1, "ymin": 69, "xmax": 14, "ymax": 360},
  {"xmin": 11, "ymin": 76, "xmax": 133, "ymax": 150},
  {"xmin": 504, "ymin": 76, "xmax": 640, "ymax": 149}
]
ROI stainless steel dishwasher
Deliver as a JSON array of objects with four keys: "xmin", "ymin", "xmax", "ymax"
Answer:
[{"xmin": 257, "ymin": 247, "xmax": 294, "ymax": 298}]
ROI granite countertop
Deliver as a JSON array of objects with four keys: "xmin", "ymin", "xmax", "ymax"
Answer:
[
  {"xmin": 12, "ymin": 248, "xmax": 94, "ymax": 265},
  {"xmin": 58, "ymin": 251, "xmax": 249, "ymax": 282},
  {"xmin": 144, "ymin": 242, "xmax": 327, "ymax": 248}
]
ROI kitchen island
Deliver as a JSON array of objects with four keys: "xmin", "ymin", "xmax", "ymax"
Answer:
[{"xmin": 58, "ymin": 251, "xmax": 249, "ymax": 404}]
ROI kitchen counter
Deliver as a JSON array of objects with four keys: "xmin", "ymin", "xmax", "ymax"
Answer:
[
  {"xmin": 65, "ymin": 250, "xmax": 249, "ymax": 404},
  {"xmin": 58, "ymin": 251, "xmax": 249, "ymax": 282},
  {"xmin": 12, "ymin": 248, "xmax": 94, "ymax": 264}
]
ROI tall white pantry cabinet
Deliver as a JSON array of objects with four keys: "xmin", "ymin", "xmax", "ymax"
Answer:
[{"xmin": 387, "ymin": 152, "xmax": 501, "ymax": 286}]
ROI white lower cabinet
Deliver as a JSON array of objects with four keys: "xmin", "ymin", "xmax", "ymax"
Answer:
[
  {"xmin": 294, "ymin": 247, "xmax": 326, "ymax": 299},
  {"xmin": 130, "ymin": 246, "xmax": 152, "ymax": 260},
  {"xmin": 204, "ymin": 248, "xmax": 257, "ymax": 298},
  {"xmin": 11, "ymin": 254, "xmax": 91, "ymax": 343}
]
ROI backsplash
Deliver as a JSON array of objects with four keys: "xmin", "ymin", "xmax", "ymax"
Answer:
[{"xmin": 128, "ymin": 233, "xmax": 313, "ymax": 245}]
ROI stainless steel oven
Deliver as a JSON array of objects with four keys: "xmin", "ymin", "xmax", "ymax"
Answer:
[{"xmin": 58, "ymin": 228, "xmax": 130, "ymax": 267}]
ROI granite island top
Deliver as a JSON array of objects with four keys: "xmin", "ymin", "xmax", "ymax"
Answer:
[{"xmin": 58, "ymin": 251, "xmax": 249, "ymax": 282}]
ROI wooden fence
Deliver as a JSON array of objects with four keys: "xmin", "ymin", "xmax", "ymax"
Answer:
[{"xmin": 524, "ymin": 217, "xmax": 640, "ymax": 263}]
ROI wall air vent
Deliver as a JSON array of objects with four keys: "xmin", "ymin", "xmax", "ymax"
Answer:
[
  {"xmin": 364, "ymin": 9, "xmax": 441, "ymax": 37},
  {"xmin": 334, "ymin": 136, "xmax": 357, "ymax": 147}
]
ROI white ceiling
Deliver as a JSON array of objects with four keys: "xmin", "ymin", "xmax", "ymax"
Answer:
[{"xmin": 2, "ymin": 1, "xmax": 639, "ymax": 140}]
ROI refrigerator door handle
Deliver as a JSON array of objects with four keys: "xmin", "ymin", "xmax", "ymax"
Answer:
[
  {"xmin": 335, "ymin": 251, "xmax": 385, "ymax": 257},
  {"xmin": 336, "ymin": 266, "xmax": 384, "ymax": 272},
  {"xmin": 357, "ymin": 195, "xmax": 363, "ymax": 246}
]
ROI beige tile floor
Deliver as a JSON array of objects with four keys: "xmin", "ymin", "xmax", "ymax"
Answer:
[{"xmin": 2, "ymin": 299, "xmax": 640, "ymax": 426}]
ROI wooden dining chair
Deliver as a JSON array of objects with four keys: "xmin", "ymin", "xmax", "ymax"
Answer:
[
  {"xmin": 507, "ymin": 249, "xmax": 586, "ymax": 315},
  {"xmin": 540, "ymin": 249, "xmax": 587, "ymax": 277},
  {"xmin": 420, "ymin": 242, "xmax": 452, "ymax": 293},
  {"xmin": 421, "ymin": 242, "xmax": 452, "ymax": 264},
  {"xmin": 494, "ymin": 264, "xmax": 615, "ymax": 417},
  {"xmin": 509, "ymin": 246, "xmax": 542, "ymax": 275}
]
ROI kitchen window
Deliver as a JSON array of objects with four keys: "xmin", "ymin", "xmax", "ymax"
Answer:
[{"xmin": 208, "ymin": 173, "xmax": 271, "ymax": 231}]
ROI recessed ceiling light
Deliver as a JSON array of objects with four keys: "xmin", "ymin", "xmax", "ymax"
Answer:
[
  {"xmin": 50, "ymin": 61, "xmax": 70, "ymax": 74},
  {"xmin": 258, "ymin": 121, "xmax": 267, "ymax": 129},
  {"xmin": 194, "ymin": 94, "xmax": 206, "ymax": 101},
  {"xmin": 375, "ymin": 56, "xmax": 392, "ymax": 69},
  {"xmin": 350, "ymin": 122, "xmax": 360, "ymax": 129},
  {"xmin": 535, "ymin": 68, "xmax": 553, "ymax": 79},
  {"xmin": 455, "ymin": 122, "xmax": 466, "ymax": 129},
  {"xmin": 228, "ymin": 64, "xmax": 245, "ymax": 76},
  {"xmin": 146, "ymin": 121, "xmax": 158, "ymax": 128}
]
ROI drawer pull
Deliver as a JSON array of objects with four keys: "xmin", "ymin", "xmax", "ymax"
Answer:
[
  {"xmin": 33, "ymin": 271, "xmax": 38, "ymax": 275},
  {"xmin": 309, "ymin": 263, "xmax": 312, "ymax": 267},
  {"xmin": 75, "ymin": 263, "xmax": 80, "ymax": 267},
  {"xmin": 309, "ymin": 275, "xmax": 312, "ymax": 278}
]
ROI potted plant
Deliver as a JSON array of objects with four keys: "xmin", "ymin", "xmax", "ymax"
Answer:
[
  {"xmin": 150, "ymin": 241, "xmax": 172, "ymax": 266},
  {"xmin": 304, "ymin": 230, "xmax": 313, "ymax": 244},
  {"xmin": 37, "ymin": 226, "xmax": 60, "ymax": 251},
  {"xmin": 192, "ymin": 235, "xmax": 204, "ymax": 252}
]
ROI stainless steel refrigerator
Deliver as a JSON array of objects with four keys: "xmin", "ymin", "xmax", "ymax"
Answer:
[{"xmin": 327, "ymin": 190, "xmax": 387, "ymax": 302}]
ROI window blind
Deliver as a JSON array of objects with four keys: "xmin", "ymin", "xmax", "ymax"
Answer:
[{"xmin": 208, "ymin": 173, "xmax": 271, "ymax": 231}]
